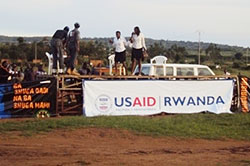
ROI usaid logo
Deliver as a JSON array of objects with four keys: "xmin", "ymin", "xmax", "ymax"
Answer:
[
  {"xmin": 95, "ymin": 95, "xmax": 112, "ymax": 112},
  {"xmin": 114, "ymin": 97, "xmax": 157, "ymax": 107}
]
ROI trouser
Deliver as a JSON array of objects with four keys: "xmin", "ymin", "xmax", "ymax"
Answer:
[
  {"xmin": 68, "ymin": 46, "xmax": 78, "ymax": 70},
  {"xmin": 51, "ymin": 38, "xmax": 64, "ymax": 70}
]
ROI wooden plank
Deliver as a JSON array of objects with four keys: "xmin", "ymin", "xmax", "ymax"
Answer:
[
  {"xmin": 53, "ymin": 74, "xmax": 238, "ymax": 80},
  {"xmin": 38, "ymin": 74, "xmax": 239, "ymax": 80},
  {"xmin": 59, "ymin": 88, "xmax": 82, "ymax": 91},
  {"xmin": 61, "ymin": 104, "xmax": 82, "ymax": 113}
]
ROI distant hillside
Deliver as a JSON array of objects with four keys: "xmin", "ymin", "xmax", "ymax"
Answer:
[
  {"xmin": 0, "ymin": 35, "xmax": 245, "ymax": 52},
  {"xmin": 0, "ymin": 35, "xmax": 49, "ymax": 43}
]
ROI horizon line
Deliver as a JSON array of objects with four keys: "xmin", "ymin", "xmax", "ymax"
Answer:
[{"xmin": 0, "ymin": 34, "xmax": 247, "ymax": 48}]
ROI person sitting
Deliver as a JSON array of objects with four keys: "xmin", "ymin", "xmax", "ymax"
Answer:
[
  {"xmin": 224, "ymin": 69, "xmax": 231, "ymax": 75},
  {"xmin": 24, "ymin": 63, "xmax": 35, "ymax": 82},
  {"xmin": 78, "ymin": 62, "xmax": 91, "ymax": 75},
  {"xmin": 36, "ymin": 64, "xmax": 47, "ymax": 76},
  {"xmin": 0, "ymin": 61, "xmax": 11, "ymax": 84},
  {"xmin": 10, "ymin": 64, "xmax": 19, "ymax": 83}
]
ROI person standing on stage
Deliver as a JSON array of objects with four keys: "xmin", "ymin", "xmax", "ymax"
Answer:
[
  {"xmin": 67, "ymin": 22, "xmax": 81, "ymax": 76},
  {"xmin": 130, "ymin": 26, "xmax": 147, "ymax": 75},
  {"xmin": 109, "ymin": 31, "xmax": 128, "ymax": 75},
  {"xmin": 51, "ymin": 26, "xmax": 69, "ymax": 75}
]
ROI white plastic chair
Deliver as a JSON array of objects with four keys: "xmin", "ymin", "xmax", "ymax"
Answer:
[
  {"xmin": 108, "ymin": 54, "xmax": 126, "ymax": 75},
  {"xmin": 150, "ymin": 55, "xmax": 168, "ymax": 64},
  {"xmin": 45, "ymin": 52, "xmax": 53, "ymax": 75},
  {"xmin": 150, "ymin": 55, "xmax": 168, "ymax": 76},
  {"xmin": 108, "ymin": 54, "xmax": 115, "ymax": 75}
]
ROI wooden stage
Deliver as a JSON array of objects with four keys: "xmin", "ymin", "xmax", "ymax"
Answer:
[{"xmin": 38, "ymin": 75, "xmax": 240, "ymax": 116}]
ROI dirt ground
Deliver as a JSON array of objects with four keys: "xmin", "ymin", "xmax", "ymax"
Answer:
[{"xmin": 1, "ymin": 128, "xmax": 250, "ymax": 166}]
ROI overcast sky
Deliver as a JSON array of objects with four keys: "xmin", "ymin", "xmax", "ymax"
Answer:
[{"xmin": 0, "ymin": 0, "xmax": 250, "ymax": 47}]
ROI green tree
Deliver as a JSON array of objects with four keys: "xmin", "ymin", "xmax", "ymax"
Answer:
[
  {"xmin": 167, "ymin": 44, "xmax": 188, "ymax": 63},
  {"xmin": 147, "ymin": 43, "xmax": 167, "ymax": 58},
  {"xmin": 205, "ymin": 43, "xmax": 222, "ymax": 61},
  {"xmin": 17, "ymin": 37, "xmax": 24, "ymax": 44},
  {"xmin": 234, "ymin": 52, "xmax": 243, "ymax": 60}
]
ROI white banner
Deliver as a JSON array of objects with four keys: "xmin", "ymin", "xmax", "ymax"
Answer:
[{"xmin": 83, "ymin": 80, "xmax": 234, "ymax": 117}]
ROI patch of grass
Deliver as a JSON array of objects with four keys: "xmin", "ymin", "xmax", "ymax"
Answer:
[
  {"xmin": 238, "ymin": 160, "xmax": 250, "ymax": 166},
  {"xmin": 76, "ymin": 160, "xmax": 91, "ymax": 166},
  {"xmin": 1, "ymin": 114, "xmax": 250, "ymax": 140}
]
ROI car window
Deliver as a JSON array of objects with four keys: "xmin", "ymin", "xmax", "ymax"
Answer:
[
  {"xmin": 133, "ymin": 66, "xmax": 150, "ymax": 75},
  {"xmin": 154, "ymin": 66, "xmax": 173, "ymax": 76},
  {"xmin": 177, "ymin": 67, "xmax": 194, "ymax": 76},
  {"xmin": 166, "ymin": 67, "xmax": 173, "ymax": 76},
  {"xmin": 154, "ymin": 66, "xmax": 164, "ymax": 76},
  {"xmin": 198, "ymin": 68, "xmax": 213, "ymax": 76},
  {"xmin": 141, "ymin": 66, "xmax": 150, "ymax": 75}
]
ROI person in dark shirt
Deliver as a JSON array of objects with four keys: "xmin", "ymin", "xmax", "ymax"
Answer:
[
  {"xmin": 0, "ymin": 61, "xmax": 11, "ymax": 84},
  {"xmin": 78, "ymin": 62, "xmax": 91, "ymax": 75},
  {"xmin": 36, "ymin": 64, "xmax": 47, "ymax": 76},
  {"xmin": 66, "ymin": 23, "xmax": 81, "ymax": 76},
  {"xmin": 51, "ymin": 26, "xmax": 69, "ymax": 74},
  {"xmin": 24, "ymin": 63, "xmax": 34, "ymax": 82}
]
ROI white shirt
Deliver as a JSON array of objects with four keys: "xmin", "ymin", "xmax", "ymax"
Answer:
[
  {"xmin": 131, "ymin": 33, "xmax": 147, "ymax": 50},
  {"xmin": 113, "ymin": 36, "xmax": 127, "ymax": 53}
]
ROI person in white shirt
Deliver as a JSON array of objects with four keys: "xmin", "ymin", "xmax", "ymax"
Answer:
[
  {"xmin": 109, "ymin": 31, "xmax": 128, "ymax": 75},
  {"xmin": 130, "ymin": 26, "xmax": 147, "ymax": 75}
]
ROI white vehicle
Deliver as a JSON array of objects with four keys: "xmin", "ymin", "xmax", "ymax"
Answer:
[{"xmin": 133, "ymin": 63, "xmax": 215, "ymax": 76}]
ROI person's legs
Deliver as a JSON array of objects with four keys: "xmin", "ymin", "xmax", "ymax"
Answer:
[
  {"xmin": 57, "ymin": 41, "xmax": 64, "ymax": 74},
  {"xmin": 66, "ymin": 47, "xmax": 74, "ymax": 74},
  {"xmin": 138, "ymin": 59, "xmax": 142, "ymax": 75},
  {"xmin": 71, "ymin": 48, "xmax": 77, "ymax": 70},
  {"xmin": 51, "ymin": 40, "xmax": 58, "ymax": 74},
  {"xmin": 137, "ymin": 48, "xmax": 143, "ymax": 75},
  {"xmin": 122, "ymin": 62, "xmax": 128, "ymax": 75},
  {"xmin": 52, "ymin": 51, "xmax": 58, "ymax": 73},
  {"xmin": 115, "ymin": 61, "xmax": 118, "ymax": 75},
  {"xmin": 67, "ymin": 47, "xmax": 76, "ymax": 73},
  {"xmin": 114, "ymin": 52, "xmax": 118, "ymax": 75},
  {"xmin": 121, "ymin": 51, "xmax": 127, "ymax": 75},
  {"xmin": 131, "ymin": 49, "xmax": 136, "ymax": 75},
  {"xmin": 131, "ymin": 58, "xmax": 136, "ymax": 75},
  {"xmin": 69, "ymin": 47, "xmax": 80, "ymax": 76}
]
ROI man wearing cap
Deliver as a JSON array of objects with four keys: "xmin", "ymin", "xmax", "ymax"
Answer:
[
  {"xmin": 67, "ymin": 23, "xmax": 81, "ymax": 75},
  {"xmin": 51, "ymin": 26, "xmax": 69, "ymax": 75}
]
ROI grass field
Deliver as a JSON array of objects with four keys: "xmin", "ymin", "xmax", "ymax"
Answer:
[{"xmin": 1, "ymin": 113, "xmax": 250, "ymax": 140}]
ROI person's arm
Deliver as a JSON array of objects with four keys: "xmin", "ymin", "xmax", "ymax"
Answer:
[
  {"xmin": 128, "ymin": 33, "xmax": 135, "ymax": 48},
  {"xmin": 123, "ymin": 37, "xmax": 128, "ymax": 47},
  {"xmin": 109, "ymin": 38, "xmax": 114, "ymax": 44},
  {"xmin": 0, "ymin": 67, "xmax": 11, "ymax": 76},
  {"xmin": 141, "ymin": 33, "xmax": 147, "ymax": 50},
  {"xmin": 77, "ymin": 40, "xmax": 80, "ymax": 52},
  {"xmin": 129, "ymin": 32, "xmax": 134, "ymax": 43},
  {"xmin": 76, "ymin": 32, "xmax": 80, "ymax": 52},
  {"xmin": 111, "ymin": 38, "xmax": 116, "ymax": 47},
  {"xmin": 65, "ymin": 33, "xmax": 70, "ymax": 50},
  {"xmin": 62, "ymin": 33, "xmax": 67, "ymax": 48}
]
